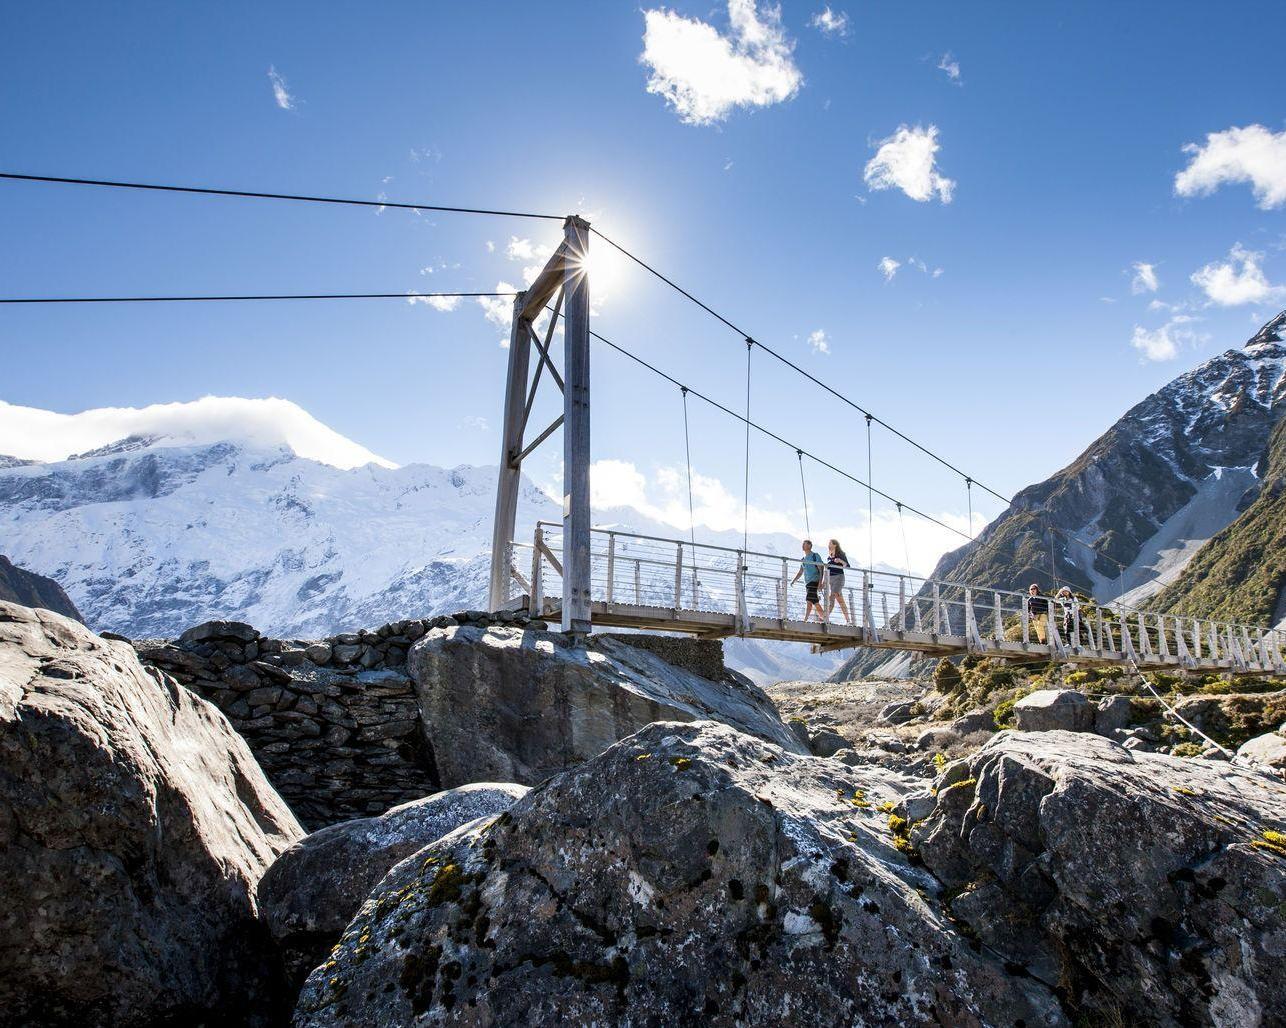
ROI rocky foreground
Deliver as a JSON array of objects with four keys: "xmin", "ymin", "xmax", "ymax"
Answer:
[{"xmin": 2, "ymin": 599, "xmax": 1285, "ymax": 1026}]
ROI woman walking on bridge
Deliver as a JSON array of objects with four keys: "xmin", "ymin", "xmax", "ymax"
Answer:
[{"xmin": 825, "ymin": 539, "xmax": 854, "ymax": 627}]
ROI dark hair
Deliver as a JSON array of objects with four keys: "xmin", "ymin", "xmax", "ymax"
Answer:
[{"xmin": 803, "ymin": 538, "xmax": 813, "ymax": 547}]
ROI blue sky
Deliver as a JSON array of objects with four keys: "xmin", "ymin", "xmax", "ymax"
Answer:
[{"xmin": 2, "ymin": 1, "xmax": 1284, "ymax": 569}]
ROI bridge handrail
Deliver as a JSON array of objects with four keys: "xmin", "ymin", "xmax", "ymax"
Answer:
[{"xmin": 530, "ymin": 521, "xmax": 1285, "ymax": 643}]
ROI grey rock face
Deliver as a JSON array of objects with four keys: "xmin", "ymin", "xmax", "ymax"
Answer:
[
  {"xmin": 259, "ymin": 783, "xmax": 528, "ymax": 991},
  {"xmin": 876, "ymin": 698, "xmax": 920, "ymax": 724},
  {"xmin": 1094, "ymin": 694, "xmax": 1133, "ymax": 734},
  {"xmin": 806, "ymin": 726, "xmax": 849, "ymax": 757},
  {"xmin": 408, "ymin": 625, "xmax": 806, "ymax": 787},
  {"xmin": 0, "ymin": 602, "xmax": 303, "ymax": 1026},
  {"xmin": 914, "ymin": 731, "xmax": 1286, "ymax": 1026},
  {"xmin": 1014, "ymin": 688, "xmax": 1095, "ymax": 732},
  {"xmin": 294, "ymin": 721, "xmax": 1061, "ymax": 1027}
]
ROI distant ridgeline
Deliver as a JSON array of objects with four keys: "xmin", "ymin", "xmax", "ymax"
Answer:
[
  {"xmin": 0, "ymin": 555, "xmax": 82, "ymax": 622},
  {"xmin": 836, "ymin": 312, "xmax": 1286, "ymax": 682}
]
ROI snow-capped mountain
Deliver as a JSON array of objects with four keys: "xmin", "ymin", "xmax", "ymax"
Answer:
[
  {"xmin": 930, "ymin": 314, "xmax": 1285, "ymax": 604},
  {"xmin": 0, "ymin": 435, "xmax": 552, "ymax": 637},
  {"xmin": 834, "ymin": 311, "xmax": 1286, "ymax": 681},
  {"xmin": 0, "ymin": 396, "xmax": 845, "ymax": 680}
]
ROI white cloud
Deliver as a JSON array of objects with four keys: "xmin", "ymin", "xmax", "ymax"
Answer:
[
  {"xmin": 878, "ymin": 256, "xmax": 901, "ymax": 281},
  {"xmin": 406, "ymin": 293, "xmax": 462, "ymax": 312},
  {"xmin": 460, "ymin": 416, "xmax": 489, "ymax": 432},
  {"xmin": 485, "ymin": 240, "xmax": 495, "ymax": 253},
  {"xmin": 640, "ymin": 0, "xmax": 802, "ymax": 126},
  {"xmin": 863, "ymin": 124, "xmax": 955, "ymax": 203},
  {"xmin": 0, "ymin": 396, "xmax": 394, "ymax": 469},
  {"xmin": 808, "ymin": 329, "xmax": 830, "ymax": 354},
  {"xmin": 937, "ymin": 53, "xmax": 961, "ymax": 82},
  {"xmin": 1130, "ymin": 315, "xmax": 1203, "ymax": 362},
  {"xmin": 931, "ymin": 267, "xmax": 944, "ymax": 278},
  {"xmin": 477, "ymin": 282, "xmax": 518, "ymax": 330},
  {"xmin": 505, "ymin": 236, "xmax": 545, "ymax": 262},
  {"xmin": 1175, "ymin": 124, "xmax": 1286, "ymax": 210},
  {"xmin": 809, "ymin": 6, "xmax": 849, "ymax": 37},
  {"xmin": 1190, "ymin": 244, "xmax": 1283, "ymax": 306},
  {"xmin": 267, "ymin": 66, "xmax": 295, "ymax": 110},
  {"xmin": 1131, "ymin": 261, "xmax": 1159, "ymax": 294}
]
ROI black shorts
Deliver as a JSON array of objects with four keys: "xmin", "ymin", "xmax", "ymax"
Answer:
[{"xmin": 805, "ymin": 581, "xmax": 820, "ymax": 604}]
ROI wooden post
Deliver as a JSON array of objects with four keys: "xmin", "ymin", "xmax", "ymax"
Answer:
[
  {"xmin": 488, "ymin": 294, "xmax": 533, "ymax": 611},
  {"xmin": 561, "ymin": 216, "xmax": 592, "ymax": 634}
]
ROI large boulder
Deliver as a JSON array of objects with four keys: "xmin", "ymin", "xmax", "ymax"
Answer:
[
  {"xmin": 914, "ymin": 731, "xmax": 1286, "ymax": 1026},
  {"xmin": 0, "ymin": 602, "xmax": 303, "ymax": 1026},
  {"xmin": 1014, "ymin": 688, "xmax": 1095, "ymax": 732},
  {"xmin": 294, "ymin": 721, "xmax": 1061, "ymax": 1026},
  {"xmin": 1237, "ymin": 730, "xmax": 1286, "ymax": 771},
  {"xmin": 259, "ymin": 783, "xmax": 528, "ymax": 990},
  {"xmin": 408, "ymin": 626, "xmax": 806, "ymax": 786}
]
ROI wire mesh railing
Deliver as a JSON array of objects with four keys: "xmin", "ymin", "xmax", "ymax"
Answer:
[{"xmin": 506, "ymin": 523, "xmax": 1286, "ymax": 675}]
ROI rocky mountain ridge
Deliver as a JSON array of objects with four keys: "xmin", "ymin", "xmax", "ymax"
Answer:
[
  {"xmin": 0, "ymin": 555, "xmax": 81, "ymax": 621},
  {"xmin": 836, "ymin": 313, "xmax": 1286, "ymax": 682}
]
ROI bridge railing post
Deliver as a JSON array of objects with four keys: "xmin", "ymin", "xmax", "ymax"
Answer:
[
  {"xmin": 1021, "ymin": 596, "xmax": 1030, "ymax": 645},
  {"xmin": 531, "ymin": 525, "xmax": 544, "ymax": 615},
  {"xmin": 674, "ymin": 543, "xmax": 683, "ymax": 610},
  {"xmin": 932, "ymin": 583, "xmax": 941, "ymax": 636},
  {"xmin": 734, "ymin": 551, "xmax": 748, "ymax": 634},
  {"xmin": 779, "ymin": 558, "xmax": 788, "ymax": 620},
  {"xmin": 605, "ymin": 532, "xmax": 616, "ymax": 606}
]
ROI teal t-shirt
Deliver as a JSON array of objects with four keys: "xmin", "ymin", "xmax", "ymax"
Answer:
[{"xmin": 801, "ymin": 551, "xmax": 824, "ymax": 583}]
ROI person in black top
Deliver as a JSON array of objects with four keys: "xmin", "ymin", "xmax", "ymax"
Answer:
[
  {"xmin": 825, "ymin": 539, "xmax": 854, "ymax": 626},
  {"xmin": 1027, "ymin": 583, "xmax": 1049, "ymax": 643}
]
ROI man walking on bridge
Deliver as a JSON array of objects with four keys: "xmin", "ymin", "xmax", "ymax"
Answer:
[{"xmin": 791, "ymin": 539, "xmax": 826, "ymax": 622}]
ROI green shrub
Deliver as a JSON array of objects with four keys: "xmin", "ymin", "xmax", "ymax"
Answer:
[{"xmin": 1171, "ymin": 742, "xmax": 1203, "ymax": 758}]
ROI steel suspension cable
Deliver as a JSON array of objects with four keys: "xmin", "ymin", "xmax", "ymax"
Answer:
[
  {"xmin": 680, "ymin": 386, "xmax": 699, "ymax": 596},
  {"xmin": 966, "ymin": 478, "xmax": 974, "ymax": 539},
  {"xmin": 0, "ymin": 291, "xmax": 518, "ymax": 304},
  {"xmin": 0, "ymin": 172, "xmax": 564, "ymax": 221},
  {"xmin": 552, "ymin": 312, "xmax": 973, "ymax": 542},
  {"xmin": 896, "ymin": 503, "xmax": 913, "ymax": 577},
  {"xmin": 865, "ymin": 413, "xmax": 874, "ymax": 572},
  {"xmin": 591, "ymin": 227, "xmax": 1136, "ymax": 594},
  {"xmin": 589, "ymin": 225, "xmax": 1010, "ymax": 503},
  {"xmin": 796, "ymin": 450, "xmax": 812, "ymax": 538},
  {"xmin": 742, "ymin": 340, "xmax": 752, "ymax": 556}
]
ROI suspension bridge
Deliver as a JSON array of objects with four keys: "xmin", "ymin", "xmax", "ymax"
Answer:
[{"xmin": 4, "ymin": 172, "xmax": 1284, "ymax": 679}]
